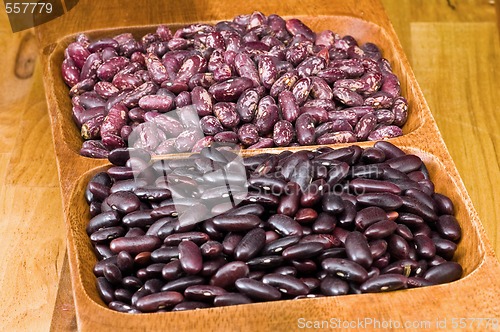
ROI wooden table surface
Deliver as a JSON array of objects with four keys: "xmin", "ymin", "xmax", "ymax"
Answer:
[{"xmin": 0, "ymin": 0, "xmax": 498, "ymax": 330}]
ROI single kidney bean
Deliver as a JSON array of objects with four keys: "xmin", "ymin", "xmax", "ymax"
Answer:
[
  {"xmin": 261, "ymin": 273, "xmax": 309, "ymax": 296},
  {"xmin": 423, "ymin": 262, "xmax": 462, "ymax": 284},
  {"xmin": 345, "ymin": 231, "xmax": 373, "ymax": 269},
  {"xmin": 178, "ymin": 240, "xmax": 203, "ymax": 275},
  {"xmin": 213, "ymin": 293, "xmax": 252, "ymax": 307},
  {"xmin": 320, "ymin": 276, "xmax": 349, "ymax": 296},
  {"xmin": 273, "ymin": 120, "xmax": 294, "ymax": 147},
  {"xmin": 235, "ymin": 278, "xmax": 282, "ymax": 301},
  {"xmin": 236, "ymin": 88, "xmax": 260, "ymax": 123},
  {"xmin": 360, "ymin": 274, "xmax": 407, "ymax": 293},
  {"xmin": 209, "ymin": 77, "xmax": 253, "ymax": 102},
  {"xmin": 321, "ymin": 258, "xmax": 369, "ymax": 283},
  {"xmin": 436, "ymin": 215, "xmax": 462, "ymax": 242}
]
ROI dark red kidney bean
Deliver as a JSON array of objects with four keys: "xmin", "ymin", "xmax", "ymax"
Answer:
[
  {"xmin": 433, "ymin": 237, "xmax": 457, "ymax": 260},
  {"xmin": 345, "ymin": 231, "xmax": 373, "ymax": 269},
  {"xmin": 151, "ymin": 246, "xmax": 179, "ymax": 263},
  {"xmin": 161, "ymin": 276, "xmax": 205, "ymax": 293},
  {"xmin": 90, "ymin": 226, "xmax": 125, "ymax": 243},
  {"xmin": 96, "ymin": 277, "xmax": 115, "ymax": 304},
  {"xmin": 249, "ymin": 176, "xmax": 287, "ymax": 194},
  {"xmin": 436, "ymin": 215, "xmax": 462, "ymax": 242},
  {"xmin": 237, "ymin": 123, "xmax": 259, "ymax": 146},
  {"xmin": 163, "ymin": 232, "xmax": 210, "ymax": 246},
  {"xmin": 333, "ymin": 87, "xmax": 364, "ymax": 106},
  {"xmin": 184, "ymin": 285, "xmax": 227, "ymax": 301},
  {"xmin": 397, "ymin": 212, "xmax": 424, "ymax": 227},
  {"xmin": 212, "ymin": 215, "xmax": 261, "ymax": 232},
  {"xmin": 405, "ymin": 188, "xmax": 437, "ymax": 213},
  {"xmin": 433, "ymin": 193, "xmax": 455, "ymax": 215},
  {"xmin": 106, "ymin": 191, "xmax": 141, "ymax": 214},
  {"xmin": 122, "ymin": 210, "xmax": 154, "ymax": 228},
  {"xmin": 320, "ymin": 276, "xmax": 350, "ymax": 296},
  {"xmin": 210, "ymin": 261, "xmax": 249, "ymax": 288},
  {"xmin": 209, "ymin": 77, "xmax": 253, "ymax": 102},
  {"xmin": 247, "ymin": 255, "xmax": 285, "ymax": 270},
  {"xmin": 268, "ymin": 214, "xmax": 303, "ymax": 237},
  {"xmin": 282, "ymin": 242, "xmax": 324, "ymax": 260},
  {"xmin": 369, "ymin": 239, "xmax": 388, "ymax": 260},
  {"xmin": 262, "ymin": 273, "xmax": 309, "ymax": 296},
  {"xmin": 322, "ymin": 192, "xmax": 345, "ymax": 214},
  {"xmin": 357, "ymin": 193, "xmax": 403, "ymax": 210},
  {"xmin": 381, "ymin": 259, "xmax": 419, "ymax": 276},
  {"xmin": 295, "ymin": 208, "xmax": 318, "ymax": 224},
  {"xmin": 292, "ymin": 77, "xmax": 312, "ymax": 105},
  {"xmin": 295, "ymin": 113, "xmax": 316, "ymax": 146},
  {"xmin": 94, "ymin": 243, "xmax": 113, "ymax": 260},
  {"xmin": 300, "ymin": 277, "xmax": 321, "ymax": 292},
  {"xmin": 273, "ymin": 265, "xmax": 297, "ymax": 277},
  {"xmin": 114, "ymin": 288, "xmax": 133, "ymax": 303},
  {"xmin": 125, "ymin": 227, "xmax": 145, "ymax": 238},
  {"xmin": 161, "ymin": 259, "xmax": 184, "ymax": 281},
  {"xmin": 388, "ymin": 234, "xmax": 411, "ymax": 260},
  {"xmin": 401, "ymin": 196, "xmax": 438, "ymax": 222},
  {"xmin": 93, "ymin": 256, "xmax": 118, "ymax": 277},
  {"xmin": 222, "ymin": 233, "xmax": 242, "ymax": 256},
  {"xmin": 116, "ymin": 251, "xmax": 134, "ymax": 272},
  {"xmin": 311, "ymin": 212, "xmax": 336, "ymax": 234},
  {"xmin": 121, "ymin": 276, "xmax": 142, "ymax": 290},
  {"xmin": 201, "ymin": 257, "xmax": 227, "ymax": 278},
  {"xmin": 285, "ymin": 18, "xmax": 315, "ymax": 42},
  {"xmin": 86, "ymin": 211, "xmax": 120, "ymax": 235},
  {"xmin": 321, "ymin": 258, "xmax": 369, "ymax": 283},
  {"xmin": 406, "ymin": 277, "xmax": 434, "ymax": 288},
  {"xmin": 107, "ymin": 166, "xmax": 134, "ymax": 181},
  {"xmin": 394, "ymin": 224, "xmax": 413, "ymax": 242},
  {"xmin": 360, "ymin": 274, "xmax": 407, "ymax": 293},
  {"xmin": 172, "ymin": 301, "xmax": 210, "ymax": 311},
  {"xmin": 423, "ymin": 262, "xmax": 462, "ymax": 284},
  {"xmin": 103, "ymin": 263, "xmax": 122, "ymax": 284},
  {"xmin": 273, "ymin": 120, "xmax": 294, "ymax": 147},
  {"xmin": 234, "ymin": 228, "xmax": 267, "ymax": 261},
  {"xmin": 109, "ymin": 235, "xmax": 161, "ymax": 254},
  {"xmin": 386, "ymin": 155, "xmax": 423, "ymax": 174},
  {"xmin": 136, "ymin": 291, "xmax": 184, "ymax": 312},
  {"xmin": 225, "ymin": 204, "xmax": 265, "ymax": 217},
  {"xmin": 235, "ymin": 278, "xmax": 282, "ymax": 301},
  {"xmin": 363, "ymin": 220, "xmax": 398, "ymax": 239},
  {"xmin": 278, "ymin": 90, "xmax": 300, "ymax": 123},
  {"xmin": 427, "ymin": 255, "xmax": 447, "ymax": 268},
  {"xmin": 262, "ymin": 235, "xmax": 301, "ymax": 255},
  {"xmin": 414, "ymin": 234, "xmax": 436, "ymax": 259},
  {"xmin": 200, "ymin": 241, "xmax": 224, "ymax": 258},
  {"xmin": 350, "ymin": 178, "xmax": 401, "ymax": 195},
  {"xmin": 213, "ymin": 293, "xmax": 253, "ymax": 307},
  {"xmin": 368, "ymin": 125, "xmax": 403, "ymax": 140},
  {"xmin": 178, "ymin": 240, "xmax": 203, "ymax": 275}
]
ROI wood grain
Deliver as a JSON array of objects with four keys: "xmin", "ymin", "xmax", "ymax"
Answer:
[
  {"xmin": 0, "ymin": 0, "xmax": 498, "ymax": 330},
  {"xmin": 411, "ymin": 22, "xmax": 500, "ymax": 256}
]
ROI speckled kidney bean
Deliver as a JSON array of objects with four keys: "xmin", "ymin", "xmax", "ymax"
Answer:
[
  {"xmin": 254, "ymin": 96, "xmax": 280, "ymax": 135},
  {"xmin": 295, "ymin": 113, "xmax": 316, "ymax": 146},
  {"xmin": 272, "ymin": 120, "xmax": 294, "ymax": 147},
  {"xmin": 291, "ymin": 77, "xmax": 312, "ymax": 106},
  {"xmin": 213, "ymin": 102, "xmax": 240, "ymax": 128},
  {"xmin": 236, "ymin": 88, "xmax": 260, "ymax": 123},
  {"xmin": 209, "ymin": 77, "xmax": 253, "ymax": 102},
  {"xmin": 237, "ymin": 123, "xmax": 260, "ymax": 146}
]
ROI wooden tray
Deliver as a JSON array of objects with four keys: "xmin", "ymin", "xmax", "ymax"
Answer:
[{"xmin": 35, "ymin": 0, "xmax": 500, "ymax": 330}]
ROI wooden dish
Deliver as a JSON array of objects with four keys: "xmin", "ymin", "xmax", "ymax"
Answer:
[{"xmin": 35, "ymin": 0, "xmax": 500, "ymax": 330}]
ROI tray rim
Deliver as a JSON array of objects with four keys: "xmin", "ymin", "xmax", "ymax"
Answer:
[{"xmin": 34, "ymin": 0, "xmax": 500, "ymax": 330}]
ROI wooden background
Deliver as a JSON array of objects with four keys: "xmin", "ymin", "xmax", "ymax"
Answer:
[{"xmin": 0, "ymin": 0, "xmax": 498, "ymax": 330}]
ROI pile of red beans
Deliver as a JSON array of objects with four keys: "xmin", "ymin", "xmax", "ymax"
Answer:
[
  {"xmin": 63, "ymin": 12, "xmax": 408, "ymax": 158},
  {"xmin": 86, "ymin": 142, "xmax": 462, "ymax": 313}
]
